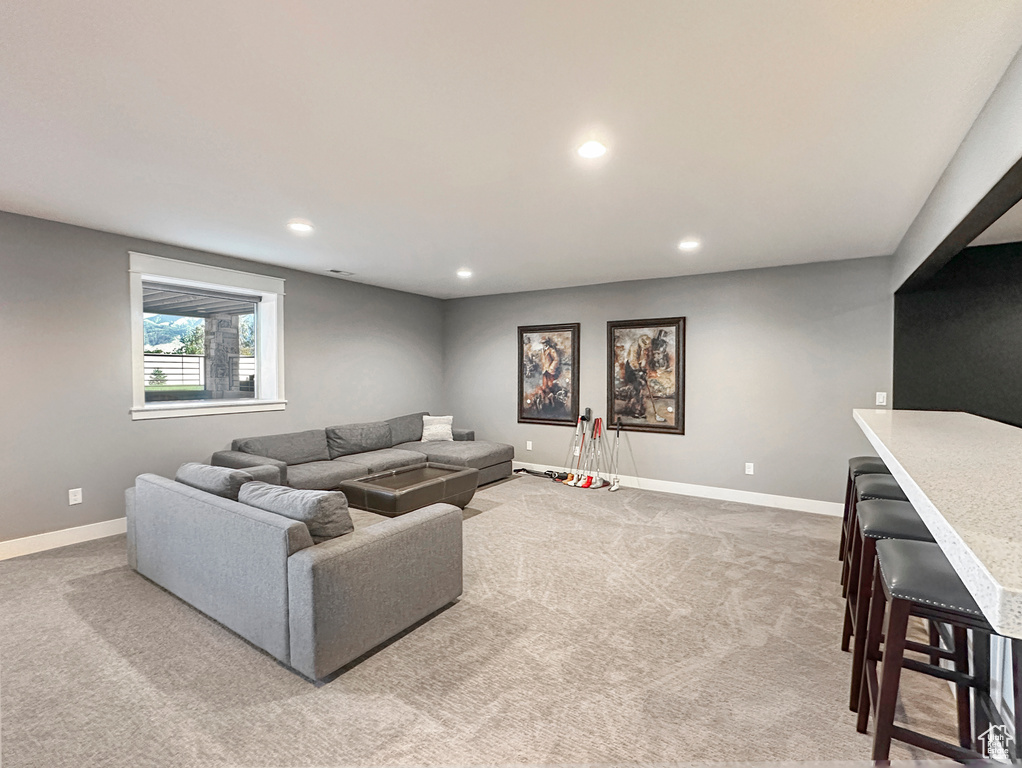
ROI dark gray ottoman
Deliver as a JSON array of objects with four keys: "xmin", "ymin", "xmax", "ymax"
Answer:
[{"xmin": 338, "ymin": 462, "xmax": 478, "ymax": 517}]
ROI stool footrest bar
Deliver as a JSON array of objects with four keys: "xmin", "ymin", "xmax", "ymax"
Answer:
[
  {"xmin": 888, "ymin": 725, "xmax": 984, "ymax": 761},
  {"xmin": 904, "ymin": 640, "xmax": 954, "ymax": 660},
  {"xmin": 901, "ymin": 657, "xmax": 976, "ymax": 685}
]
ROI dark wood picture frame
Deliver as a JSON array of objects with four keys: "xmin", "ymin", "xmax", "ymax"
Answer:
[
  {"xmin": 607, "ymin": 317, "xmax": 685, "ymax": 434},
  {"xmin": 517, "ymin": 323, "xmax": 580, "ymax": 426}
]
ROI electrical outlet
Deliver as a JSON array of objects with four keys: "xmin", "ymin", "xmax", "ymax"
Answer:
[
  {"xmin": 68, "ymin": 488, "xmax": 82, "ymax": 505},
  {"xmin": 526, "ymin": 441, "xmax": 533, "ymax": 451},
  {"xmin": 876, "ymin": 391, "xmax": 888, "ymax": 406},
  {"xmin": 745, "ymin": 463, "xmax": 754, "ymax": 475}
]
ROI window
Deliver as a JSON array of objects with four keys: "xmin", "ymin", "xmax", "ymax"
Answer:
[{"xmin": 129, "ymin": 252, "xmax": 285, "ymax": 420}]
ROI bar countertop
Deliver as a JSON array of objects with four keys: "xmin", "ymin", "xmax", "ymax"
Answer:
[{"xmin": 853, "ymin": 408, "xmax": 1022, "ymax": 638}]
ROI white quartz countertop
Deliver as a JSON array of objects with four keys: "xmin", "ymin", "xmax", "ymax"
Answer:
[{"xmin": 854, "ymin": 409, "xmax": 1022, "ymax": 638}]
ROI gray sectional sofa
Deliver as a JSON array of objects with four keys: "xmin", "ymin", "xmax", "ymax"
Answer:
[
  {"xmin": 211, "ymin": 412, "xmax": 514, "ymax": 490},
  {"xmin": 126, "ymin": 471, "xmax": 463, "ymax": 681}
]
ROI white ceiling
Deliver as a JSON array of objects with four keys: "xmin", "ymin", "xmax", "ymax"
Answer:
[{"xmin": 2, "ymin": 2, "xmax": 1022, "ymax": 299}]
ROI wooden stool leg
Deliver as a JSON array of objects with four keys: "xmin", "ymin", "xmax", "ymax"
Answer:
[
  {"xmin": 872, "ymin": 595, "xmax": 911, "ymax": 762},
  {"xmin": 928, "ymin": 621, "xmax": 941, "ymax": 666},
  {"xmin": 972, "ymin": 632, "xmax": 991, "ymax": 750},
  {"xmin": 849, "ymin": 535, "xmax": 876, "ymax": 710},
  {"xmin": 841, "ymin": 492, "xmax": 860, "ymax": 594},
  {"xmin": 952, "ymin": 625, "xmax": 971, "ymax": 748},
  {"xmin": 1011, "ymin": 638, "xmax": 1022, "ymax": 761},
  {"xmin": 839, "ymin": 470, "xmax": 852, "ymax": 561},
  {"xmin": 842, "ymin": 528, "xmax": 863, "ymax": 652},
  {"xmin": 857, "ymin": 564, "xmax": 887, "ymax": 734}
]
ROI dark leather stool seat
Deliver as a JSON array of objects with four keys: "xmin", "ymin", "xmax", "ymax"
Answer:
[
  {"xmin": 877, "ymin": 540, "xmax": 986, "ymax": 620},
  {"xmin": 843, "ymin": 499, "xmax": 936, "ymax": 698},
  {"xmin": 857, "ymin": 539, "xmax": 997, "ymax": 761},
  {"xmin": 857, "ymin": 500, "xmax": 933, "ymax": 543},
  {"xmin": 840, "ymin": 457, "xmax": 891, "ymax": 561},
  {"xmin": 849, "ymin": 456, "xmax": 889, "ymax": 478},
  {"xmin": 855, "ymin": 474, "xmax": 908, "ymax": 502},
  {"xmin": 841, "ymin": 474, "xmax": 909, "ymax": 592}
]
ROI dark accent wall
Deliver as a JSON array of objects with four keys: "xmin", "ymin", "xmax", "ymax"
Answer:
[{"xmin": 894, "ymin": 242, "xmax": 1022, "ymax": 427}]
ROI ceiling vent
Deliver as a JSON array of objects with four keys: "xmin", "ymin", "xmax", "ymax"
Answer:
[{"xmin": 328, "ymin": 270, "xmax": 354, "ymax": 276}]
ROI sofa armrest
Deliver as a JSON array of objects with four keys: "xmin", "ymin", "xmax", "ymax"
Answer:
[
  {"xmin": 212, "ymin": 450, "xmax": 287, "ymax": 485},
  {"xmin": 133, "ymin": 473, "xmax": 313, "ymax": 665},
  {"xmin": 125, "ymin": 487, "xmax": 137, "ymax": 571},
  {"xmin": 452, "ymin": 428, "xmax": 474, "ymax": 441},
  {"xmin": 287, "ymin": 503, "xmax": 463, "ymax": 680},
  {"xmin": 245, "ymin": 464, "xmax": 285, "ymax": 484}
]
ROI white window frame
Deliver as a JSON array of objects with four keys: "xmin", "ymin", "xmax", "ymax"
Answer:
[{"xmin": 129, "ymin": 252, "xmax": 286, "ymax": 420}]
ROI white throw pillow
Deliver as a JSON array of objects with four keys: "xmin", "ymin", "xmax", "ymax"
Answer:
[{"xmin": 421, "ymin": 414, "xmax": 454, "ymax": 442}]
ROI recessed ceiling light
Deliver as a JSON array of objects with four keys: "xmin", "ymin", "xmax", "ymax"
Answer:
[
  {"xmin": 677, "ymin": 238, "xmax": 702, "ymax": 252},
  {"xmin": 456, "ymin": 269, "xmax": 473, "ymax": 279},
  {"xmin": 286, "ymin": 218, "xmax": 314, "ymax": 235},
  {"xmin": 577, "ymin": 140, "xmax": 607, "ymax": 159}
]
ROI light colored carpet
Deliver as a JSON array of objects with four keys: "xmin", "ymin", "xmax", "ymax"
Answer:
[{"xmin": 0, "ymin": 475, "xmax": 958, "ymax": 767}]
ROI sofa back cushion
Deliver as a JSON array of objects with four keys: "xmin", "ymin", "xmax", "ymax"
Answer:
[
  {"xmin": 326, "ymin": 421, "xmax": 392, "ymax": 458},
  {"xmin": 385, "ymin": 412, "xmax": 429, "ymax": 445},
  {"xmin": 233, "ymin": 429, "xmax": 330, "ymax": 465},
  {"xmin": 239, "ymin": 481, "xmax": 354, "ymax": 543},
  {"xmin": 175, "ymin": 462, "xmax": 253, "ymax": 500}
]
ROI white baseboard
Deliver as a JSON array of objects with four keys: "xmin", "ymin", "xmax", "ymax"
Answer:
[
  {"xmin": 513, "ymin": 461, "xmax": 843, "ymax": 517},
  {"xmin": 0, "ymin": 517, "xmax": 127, "ymax": 562},
  {"xmin": 0, "ymin": 469, "xmax": 840, "ymax": 563}
]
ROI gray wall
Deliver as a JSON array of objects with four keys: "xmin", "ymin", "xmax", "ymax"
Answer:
[
  {"xmin": 442, "ymin": 257, "xmax": 894, "ymax": 504},
  {"xmin": 0, "ymin": 209, "xmax": 894, "ymax": 542},
  {"xmin": 0, "ymin": 212, "xmax": 444, "ymax": 541},
  {"xmin": 892, "ymin": 46, "xmax": 1022, "ymax": 291}
]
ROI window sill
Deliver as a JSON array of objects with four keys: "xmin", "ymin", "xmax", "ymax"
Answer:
[{"xmin": 130, "ymin": 399, "xmax": 287, "ymax": 421}]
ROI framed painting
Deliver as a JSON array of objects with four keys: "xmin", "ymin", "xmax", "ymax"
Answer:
[
  {"xmin": 607, "ymin": 317, "xmax": 685, "ymax": 434},
  {"xmin": 518, "ymin": 323, "xmax": 580, "ymax": 426}
]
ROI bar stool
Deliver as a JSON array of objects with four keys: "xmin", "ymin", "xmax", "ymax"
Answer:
[
  {"xmin": 840, "ymin": 456, "xmax": 890, "ymax": 561},
  {"xmin": 857, "ymin": 539, "xmax": 995, "ymax": 761},
  {"xmin": 842, "ymin": 499, "xmax": 935, "ymax": 707},
  {"xmin": 841, "ymin": 474, "xmax": 909, "ymax": 593}
]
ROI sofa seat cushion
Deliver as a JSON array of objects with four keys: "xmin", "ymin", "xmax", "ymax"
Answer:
[
  {"xmin": 385, "ymin": 412, "xmax": 429, "ymax": 445},
  {"xmin": 393, "ymin": 440, "xmax": 513, "ymax": 470},
  {"xmin": 233, "ymin": 429, "xmax": 330, "ymax": 465},
  {"xmin": 326, "ymin": 421, "xmax": 393, "ymax": 458},
  {"xmin": 239, "ymin": 481, "xmax": 353, "ymax": 543},
  {"xmin": 349, "ymin": 507, "xmax": 389, "ymax": 532},
  {"xmin": 286, "ymin": 461, "xmax": 366, "ymax": 491},
  {"xmin": 334, "ymin": 448, "xmax": 427, "ymax": 474}
]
